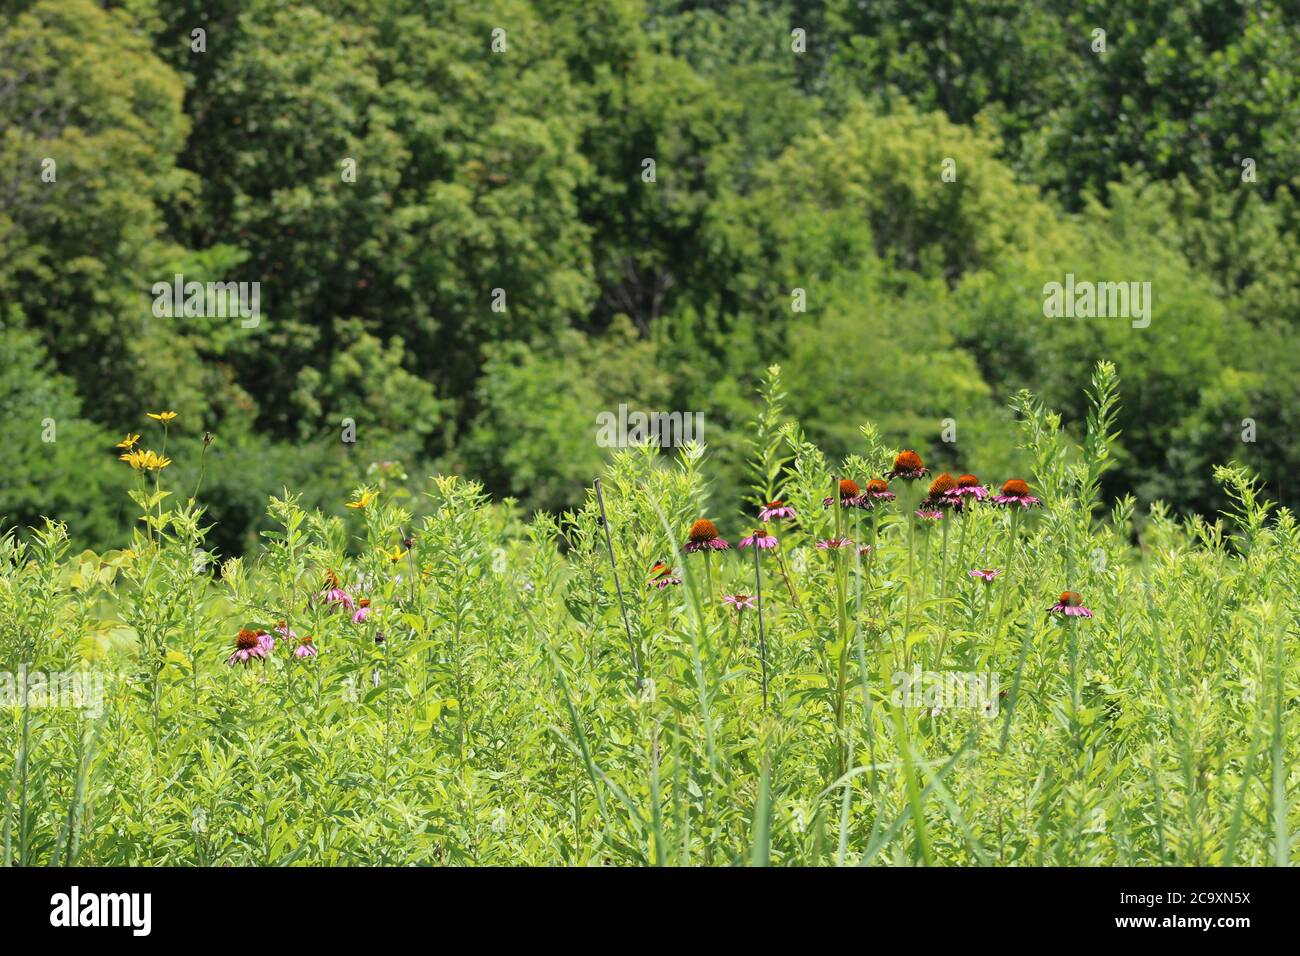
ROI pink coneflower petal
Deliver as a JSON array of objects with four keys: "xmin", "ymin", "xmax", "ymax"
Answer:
[
  {"xmin": 323, "ymin": 587, "xmax": 355, "ymax": 610},
  {"xmin": 722, "ymin": 593, "xmax": 757, "ymax": 610},
  {"xmin": 863, "ymin": 479, "xmax": 895, "ymax": 500},
  {"xmin": 739, "ymin": 530, "xmax": 778, "ymax": 549},
  {"xmin": 994, "ymin": 479, "xmax": 1042, "ymax": 508},
  {"xmin": 993, "ymin": 494, "xmax": 1042, "ymax": 508},
  {"xmin": 686, "ymin": 537, "xmax": 730, "ymax": 551},
  {"xmin": 1048, "ymin": 591, "xmax": 1093, "ymax": 618},
  {"xmin": 816, "ymin": 538, "xmax": 852, "ymax": 549},
  {"xmin": 947, "ymin": 474, "xmax": 988, "ymax": 503},
  {"xmin": 651, "ymin": 575, "xmax": 682, "ymax": 589},
  {"xmin": 758, "ymin": 501, "xmax": 796, "ymax": 521},
  {"xmin": 915, "ymin": 509, "xmax": 944, "ymax": 521},
  {"xmin": 227, "ymin": 628, "xmax": 271, "ymax": 666},
  {"xmin": 1048, "ymin": 602, "xmax": 1094, "ymax": 618},
  {"xmin": 968, "ymin": 568, "xmax": 1002, "ymax": 581},
  {"xmin": 825, "ymin": 495, "xmax": 871, "ymax": 509},
  {"xmin": 351, "ymin": 599, "xmax": 372, "ymax": 624}
]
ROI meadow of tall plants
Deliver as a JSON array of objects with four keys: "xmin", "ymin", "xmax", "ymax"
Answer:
[{"xmin": 2, "ymin": 361, "xmax": 1295, "ymax": 866}]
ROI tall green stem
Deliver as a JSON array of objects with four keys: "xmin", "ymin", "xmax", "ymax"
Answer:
[
  {"xmin": 752, "ymin": 542, "xmax": 768, "ymax": 712},
  {"xmin": 934, "ymin": 513, "xmax": 953, "ymax": 665},
  {"xmin": 991, "ymin": 508, "xmax": 1021, "ymax": 658}
]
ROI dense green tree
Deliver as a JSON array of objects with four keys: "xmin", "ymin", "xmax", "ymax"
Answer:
[
  {"xmin": 0, "ymin": 0, "xmax": 192, "ymax": 422},
  {"xmin": 3, "ymin": 0, "xmax": 1298, "ymax": 550},
  {"xmin": 0, "ymin": 317, "xmax": 132, "ymax": 549}
]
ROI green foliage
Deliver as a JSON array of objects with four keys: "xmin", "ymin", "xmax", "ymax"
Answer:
[
  {"xmin": 0, "ymin": 319, "xmax": 132, "ymax": 549},
  {"xmin": 0, "ymin": 0, "xmax": 191, "ymax": 422},
  {"xmin": 2, "ymin": 0, "xmax": 1298, "ymax": 551},
  {"xmin": 2, "ymin": 376, "xmax": 1297, "ymax": 865},
  {"xmin": 460, "ymin": 317, "xmax": 671, "ymax": 511}
]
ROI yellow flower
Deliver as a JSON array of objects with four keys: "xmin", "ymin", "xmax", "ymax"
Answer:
[
  {"xmin": 142, "ymin": 450, "xmax": 172, "ymax": 471},
  {"xmin": 379, "ymin": 545, "xmax": 408, "ymax": 563},
  {"xmin": 122, "ymin": 449, "xmax": 171, "ymax": 471},
  {"xmin": 346, "ymin": 490, "xmax": 378, "ymax": 510},
  {"xmin": 146, "ymin": 411, "xmax": 178, "ymax": 423},
  {"xmin": 115, "ymin": 432, "xmax": 140, "ymax": 450}
]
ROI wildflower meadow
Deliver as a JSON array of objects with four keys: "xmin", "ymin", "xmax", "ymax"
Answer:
[{"xmin": 2, "ymin": 361, "xmax": 1296, "ymax": 867}]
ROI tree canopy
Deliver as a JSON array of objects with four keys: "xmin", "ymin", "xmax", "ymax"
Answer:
[{"xmin": 2, "ymin": 0, "xmax": 1296, "ymax": 551}]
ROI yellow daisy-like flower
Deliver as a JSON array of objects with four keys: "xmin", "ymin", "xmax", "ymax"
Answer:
[
  {"xmin": 379, "ymin": 545, "xmax": 408, "ymax": 563},
  {"xmin": 115, "ymin": 432, "xmax": 141, "ymax": 450},
  {"xmin": 144, "ymin": 451, "xmax": 172, "ymax": 471},
  {"xmin": 146, "ymin": 411, "xmax": 178, "ymax": 423},
  {"xmin": 124, "ymin": 449, "xmax": 172, "ymax": 471},
  {"xmin": 346, "ymin": 490, "xmax": 378, "ymax": 510}
]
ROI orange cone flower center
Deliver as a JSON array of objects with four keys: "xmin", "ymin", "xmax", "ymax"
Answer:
[
  {"xmin": 893, "ymin": 450, "xmax": 924, "ymax": 471},
  {"xmin": 928, "ymin": 473, "xmax": 957, "ymax": 497},
  {"xmin": 688, "ymin": 519, "xmax": 719, "ymax": 543}
]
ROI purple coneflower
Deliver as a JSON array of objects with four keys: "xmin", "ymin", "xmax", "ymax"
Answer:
[
  {"xmin": 947, "ymin": 473, "xmax": 989, "ymax": 503},
  {"xmin": 858, "ymin": 544, "xmax": 874, "ymax": 556},
  {"xmin": 816, "ymin": 538, "xmax": 852, "ymax": 550},
  {"xmin": 352, "ymin": 598, "xmax": 372, "ymax": 624},
  {"xmin": 319, "ymin": 570, "xmax": 354, "ymax": 609},
  {"xmin": 924, "ymin": 472, "xmax": 958, "ymax": 508},
  {"xmin": 648, "ymin": 562, "xmax": 681, "ymax": 589},
  {"xmin": 294, "ymin": 635, "xmax": 318, "ymax": 659},
  {"xmin": 861, "ymin": 479, "xmax": 895, "ymax": 501},
  {"xmin": 323, "ymin": 586, "xmax": 354, "ymax": 610},
  {"xmin": 993, "ymin": 479, "xmax": 1042, "ymax": 508},
  {"xmin": 887, "ymin": 450, "xmax": 929, "ymax": 480},
  {"xmin": 684, "ymin": 519, "xmax": 729, "ymax": 552},
  {"xmin": 274, "ymin": 620, "xmax": 297, "ymax": 640},
  {"xmin": 915, "ymin": 509, "xmax": 944, "ymax": 521},
  {"xmin": 823, "ymin": 478, "xmax": 863, "ymax": 508},
  {"xmin": 758, "ymin": 500, "xmax": 796, "ymax": 521},
  {"xmin": 227, "ymin": 628, "xmax": 274, "ymax": 665},
  {"xmin": 325, "ymin": 572, "xmax": 361, "ymax": 608},
  {"xmin": 723, "ymin": 593, "xmax": 757, "ymax": 611},
  {"xmin": 739, "ymin": 529, "xmax": 778, "ymax": 550},
  {"xmin": 969, "ymin": 568, "xmax": 1003, "ymax": 582},
  {"xmin": 1048, "ymin": 591, "xmax": 1093, "ymax": 618}
]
